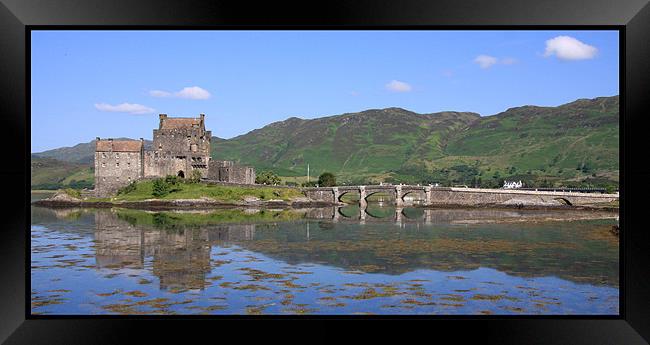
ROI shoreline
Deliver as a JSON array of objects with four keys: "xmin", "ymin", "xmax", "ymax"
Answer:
[{"xmin": 31, "ymin": 198, "xmax": 618, "ymax": 213}]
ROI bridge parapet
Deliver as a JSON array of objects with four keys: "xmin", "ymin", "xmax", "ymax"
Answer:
[{"xmin": 301, "ymin": 185, "xmax": 617, "ymax": 207}]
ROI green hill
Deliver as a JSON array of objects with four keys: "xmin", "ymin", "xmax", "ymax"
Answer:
[
  {"xmin": 31, "ymin": 96, "xmax": 619, "ymax": 190},
  {"xmin": 33, "ymin": 138, "xmax": 153, "ymax": 164},
  {"xmin": 214, "ymin": 96, "xmax": 619, "ymax": 188},
  {"xmin": 213, "ymin": 108, "xmax": 480, "ymax": 178},
  {"xmin": 31, "ymin": 156, "xmax": 94, "ymax": 190}
]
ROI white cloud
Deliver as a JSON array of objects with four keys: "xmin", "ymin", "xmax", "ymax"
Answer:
[
  {"xmin": 544, "ymin": 36, "xmax": 597, "ymax": 60},
  {"xmin": 474, "ymin": 55, "xmax": 519, "ymax": 68},
  {"xmin": 149, "ymin": 90, "xmax": 172, "ymax": 97},
  {"xmin": 94, "ymin": 102, "xmax": 154, "ymax": 115},
  {"xmin": 474, "ymin": 55, "xmax": 498, "ymax": 69},
  {"xmin": 149, "ymin": 86, "xmax": 212, "ymax": 100},
  {"xmin": 385, "ymin": 80, "xmax": 412, "ymax": 92},
  {"xmin": 175, "ymin": 86, "xmax": 211, "ymax": 99}
]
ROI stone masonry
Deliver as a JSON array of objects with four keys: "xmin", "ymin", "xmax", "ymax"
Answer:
[
  {"xmin": 208, "ymin": 160, "xmax": 256, "ymax": 184},
  {"xmin": 95, "ymin": 114, "xmax": 256, "ymax": 197},
  {"xmin": 144, "ymin": 114, "xmax": 212, "ymax": 179},
  {"xmin": 304, "ymin": 185, "xmax": 619, "ymax": 207},
  {"xmin": 94, "ymin": 138, "xmax": 144, "ymax": 197}
]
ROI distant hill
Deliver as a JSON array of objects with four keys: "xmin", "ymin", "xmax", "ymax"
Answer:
[
  {"xmin": 31, "ymin": 96, "xmax": 619, "ymax": 190},
  {"xmin": 31, "ymin": 139, "xmax": 153, "ymax": 190},
  {"xmin": 213, "ymin": 96, "xmax": 619, "ymax": 188},
  {"xmin": 31, "ymin": 156, "xmax": 94, "ymax": 190},
  {"xmin": 32, "ymin": 138, "xmax": 153, "ymax": 164}
]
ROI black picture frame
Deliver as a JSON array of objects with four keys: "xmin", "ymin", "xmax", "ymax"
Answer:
[{"xmin": 3, "ymin": 0, "xmax": 650, "ymax": 343}]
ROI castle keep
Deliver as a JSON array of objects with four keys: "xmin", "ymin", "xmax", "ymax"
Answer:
[
  {"xmin": 95, "ymin": 114, "xmax": 255, "ymax": 196},
  {"xmin": 144, "ymin": 114, "xmax": 212, "ymax": 179}
]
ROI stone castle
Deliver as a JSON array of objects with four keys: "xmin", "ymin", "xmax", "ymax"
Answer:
[{"xmin": 94, "ymin": 114, "xmax": 255, "ymax": 196}]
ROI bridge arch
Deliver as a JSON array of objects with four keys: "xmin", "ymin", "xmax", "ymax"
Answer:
[
  {"xmin": 401, "ymin": 207, "xmax": 425, "ymax": 220},
  {"xmin": 337, "ymin": 205, "xmax": 357, "ymax": 218},
  {"xmin": 337, "ymin": 190, "xmax": 360, "ymax": 203},
  {"xmin": 554, "ymin": 197, "xmax": 573, "ymax": 206},
  {"xmin": 364, "ymin": 206, "xmax": 395, "ymax": 219},
  {"xmin": 364, "ymin": 190, "xmax": 395, "ymax": 203},
  {"xmin": 401, "ymin": 190, "xmax": 426, "ymax": 203}
]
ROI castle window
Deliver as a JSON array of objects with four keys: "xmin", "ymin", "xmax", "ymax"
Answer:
[
  {"xmin": 116, "ymin": 153, "xmax": 119, "ymax": 159},
  {"xmin": 101, "ymin": 162, "xmax": 105, "ymax": 168},
  {"xmin": 102, "ymin": 153, "xmax": 106, "ymax": 159},
  {"xmin": 127, "ymin": 162, "xmax": 131, "ymax": 167},
  {"xmin": 116, "ymin": 162, "xmax": 119, "ymax": 167}
]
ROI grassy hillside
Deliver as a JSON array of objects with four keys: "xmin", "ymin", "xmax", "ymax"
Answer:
[
  {"xmin": 31, "ymin": 96, "xmax": 619, "ymax": 190},
  {"xmin": 437, "ymin": 96, "xmax": 618, "ymax": 188},
  {"xmin": 213, "ymin": 108, "xmax": 480, "ymax": 180},
  {"xmin": 214, "ymin": 96, "xmax": 618, "ymax": 189},
  {"xmin": 31, "ymin": 156, "xmax": 94, "ymax": 190}
]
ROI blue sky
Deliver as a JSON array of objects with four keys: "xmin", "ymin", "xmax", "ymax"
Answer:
[{"xmin": 31, "ymin": 30, "xmax": 619, "ymax": 152}]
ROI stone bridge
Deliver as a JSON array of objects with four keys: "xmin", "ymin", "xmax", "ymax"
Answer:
[
  {"xmin": 303, "ymin": 185, "xmax": 619, "ymax": 207},
  {"xmin": 306, "ymin": 206, "xmax": 439, "ymax": 224},
  {"xmin": 305, "ymin": 206, "xmax": 618, "ymax": 225}
]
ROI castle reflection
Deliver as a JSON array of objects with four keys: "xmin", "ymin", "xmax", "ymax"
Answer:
[{"xmin": 81, "ymin": 206, "xmax": 620, "ymax": 291}]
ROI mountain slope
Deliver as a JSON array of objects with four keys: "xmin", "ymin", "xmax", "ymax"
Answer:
[
  {"xmin": 438, "ymin": 96, "xmax": 618, "ymax": 186},
  {"xmin": 213, "ymin": 108, "xmax": 480, "ymax": 177},
  {"xmin": 31, "ymin": 156, "xmax": 94, "ymax": 190},
  {"xmin": 33, "ymin": 139, "xmax": 153, "ymax": 164},
  {"xmin": 31, "ymin": 96, "xmax": 619, "ymax": 189},
  {"xmin": 212, "ymin": 96, "xmax": 618, "ymax": 187}
]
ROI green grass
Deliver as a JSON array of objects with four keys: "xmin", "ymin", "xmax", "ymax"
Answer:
[
  {"xmin": 63, "ymin": 188, "xmax": 81, "ymax": 198},
  {"xmin": 115, "ymin": 208, "xmax": 306, "ymax": 230},
  {"xmin": 112, "ymin": 180, "xmax": 304, "ymax": 202}
]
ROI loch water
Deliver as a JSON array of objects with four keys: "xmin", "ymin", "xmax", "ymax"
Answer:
[{"xmin": 31, "ymin": 194, "xmax": 619, "ymax": 315}]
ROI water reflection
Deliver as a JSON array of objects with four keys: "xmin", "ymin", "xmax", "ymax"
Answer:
[{"xmin": 30, "ymin": 204, "xmax": 619, "ymax": 315}]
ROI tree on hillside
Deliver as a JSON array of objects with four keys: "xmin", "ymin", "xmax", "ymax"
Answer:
[
  {"xmin": 256, "ymin": 170, "xmax": 281, "ymax": 185},
  {"xmin": 318, "ymin": 172, "xmax": 337, "ymax": 187}
]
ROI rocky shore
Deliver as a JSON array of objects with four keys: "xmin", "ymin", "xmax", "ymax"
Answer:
[{"xmin": 31, "ymin": 192, "xmax": 339, "ymax": 210}]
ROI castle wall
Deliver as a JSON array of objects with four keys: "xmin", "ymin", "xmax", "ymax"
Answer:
[
  {"xmin": 152, "ymin": 127, "xmax": 211, "ymax": 158},
  {"xmin": 208, "ymin": 160, "xmax": 255, "ymax": 184},
  {"xmin": 148, "ymin": 114, "xmax": 211, "ymax": 179},
  {"xmin": 207, "ymin": 160, "xmax": 233, "ymax": 180},
  {"xmin": 94, "ymin": 143, "xmax": 144, "ymax": 197},
  {"xmin": 219, "ymin": 166, "xmax": 256, "ymax": 184},
  {"xmin": 143, "ymin": 151, "xmax": 192, "ymax": 178}
]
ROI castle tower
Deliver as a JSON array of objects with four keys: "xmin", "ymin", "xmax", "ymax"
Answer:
[
  {"xmin": 144, "ymin": 113, "xmax": 212, "ymax": 179},
  {"xmin": 94, "ymin": 138, "xmax": 144, "ymax": 197}
]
